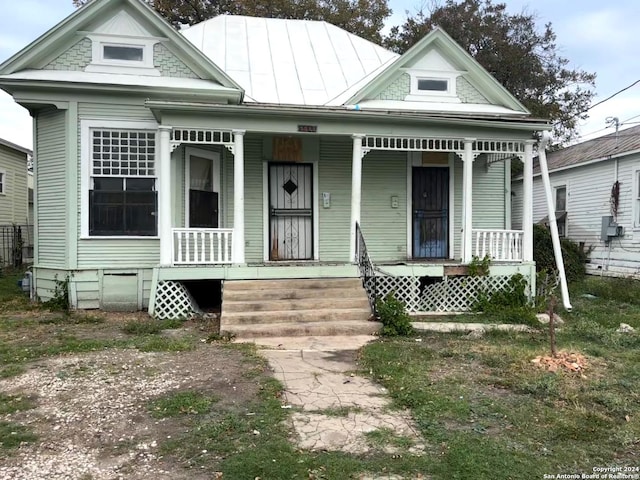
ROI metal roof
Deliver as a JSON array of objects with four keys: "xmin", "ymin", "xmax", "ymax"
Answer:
[
  {"xmin": 181, "ymin": 15, "xmax": 398, "ymax": 106},
  {"xmin": 0, "ymin": 137, "xmax": 31, "ymax": 156},
  {"xmin": 534, "ymin": 125, "xmax": 640, "ymax": 174}
]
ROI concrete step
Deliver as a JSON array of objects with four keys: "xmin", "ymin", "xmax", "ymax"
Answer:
[
  {"xmin": 222, "ymin": 307, "xmax": 372, "ymax": 325},
  {"xmin": 223, "ymin": 286, "xmax": 366, "ymax": 302},
  {"xmin": 222, "ymin": 296, "xmax": 370, "ymax": 313},
  {"xmin": 223, "ymin": 320, "xmax": 382, "ymax": 338},
  {"xmin": 223, "ymin": 278, "xmax": 362, "ymax": 291}
]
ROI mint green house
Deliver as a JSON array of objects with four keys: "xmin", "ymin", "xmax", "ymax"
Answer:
[{"xmin": 0, "ymin": 0, "xmax": 546, "ymax": 328}]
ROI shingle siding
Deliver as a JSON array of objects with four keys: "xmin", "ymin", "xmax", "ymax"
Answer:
[
  {"xmin": 43, "ymin": 38, "xmax": 92, "ymax": 71},
  {"xmin": 153, "ymin": 43, "xmax": 199, "ymax": 78}
]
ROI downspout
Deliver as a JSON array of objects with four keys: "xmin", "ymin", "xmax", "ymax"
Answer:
[{"xmin": 538, "ymin": 132, "xmax": 572, "ymax": 310}]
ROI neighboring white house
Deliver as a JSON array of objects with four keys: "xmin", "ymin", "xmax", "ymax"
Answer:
[
  {"xmin": 0, "ymin": 137, "xmax": 31, "ymax": 266},
  {"xmin": 512, "ymin": 125, "xmax": 640, "ymax": 277},
  {"xmin": 0, "ymin": 0, "xmax": 549, "ymax": 328}
]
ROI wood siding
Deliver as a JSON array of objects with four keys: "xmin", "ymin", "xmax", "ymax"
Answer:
[
  {"xmin": 318, "ymin": 137, "xmax": 352, "ymax": 261},
  {"xmin": 0, "ymin": 144, "xmax": 28, "ymax": 224},
  {"xmin": 36, "ymin": 109, "xmax": 68, "ymax": 268},
  {"xmin": 361, "ymin": 150, "xmax": 407, "ymax": 261}
]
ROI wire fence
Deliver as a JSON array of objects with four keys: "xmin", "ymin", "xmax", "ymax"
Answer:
[{"xmin": 0, "ymin": 224, "xmax": 34, "ymax": 267}]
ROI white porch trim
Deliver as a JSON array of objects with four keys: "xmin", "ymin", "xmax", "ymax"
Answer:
[
  {"xmin": 232, "ymin": 129, "xmax": 245, "ymax": 264},
  {"xmin": 522, "ymin": 140, "xmax": 535, "ymax": 262},
  {"xmin": 159, "ymin": 125, "xmax": 173, "ymax": 265},
  {"xmin": 349, "ymin": 134, "xmax": 365, "ymax": 261},
  {"xmin": 461, "ymin": 138, "xmax": 475, "ymax": 263}
]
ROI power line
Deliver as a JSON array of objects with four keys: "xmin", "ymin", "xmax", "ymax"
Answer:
[{"xmin": 554, "ymin": 79, "xmax": 640, "ymax": 127}]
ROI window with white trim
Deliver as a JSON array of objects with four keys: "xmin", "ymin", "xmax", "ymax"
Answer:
[
  {"xmin": 554, "ymin": 185, "xmax": 567, "ymax": 237},
  {"xmin": 635, "ymin": 170, "xmax": 640, "ymax": 228},
  {"xmin": 0, "ymin": 170, "xmax": 5, "ymax": 194},
  {"xmin": 89, "ymin": 129, "xmax": 157, "ymax": 236},
  {"xmin": 406, "ymin": 70, "xmax": 460, "ymax": 102}
]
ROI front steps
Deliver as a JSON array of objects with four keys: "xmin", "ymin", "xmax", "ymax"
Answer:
[{"xmin": 221, "ymin": 278, "xmax": 380, "ymax": 337}]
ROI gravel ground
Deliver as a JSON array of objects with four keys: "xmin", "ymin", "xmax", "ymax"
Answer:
[{"xmin": 0, "ymin": 344, "xmax": 254, "ymax": 480}]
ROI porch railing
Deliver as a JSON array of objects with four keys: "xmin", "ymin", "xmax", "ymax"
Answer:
[
  {"xmin": 172, "ymin": 228, "xmax": 233, "ymax": 265},
  {"xmin": 472, "ymin": 229, "xmax": 523, "ymax": 261},
  {"xmin": 355, "ymin": 223, "xmax": 377, "ymax": 313}
]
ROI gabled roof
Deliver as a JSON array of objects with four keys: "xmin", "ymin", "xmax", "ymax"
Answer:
[
  {"xmin": 0, "ymin": 0, "xmax": 243, "ymax": 93},
  {"xmin": 0, "ymin": 138, "xmax": 31, "ymax": 156},
  {"xmin": 181, "ymin": 15, "xmax": 397, "ymax": 106},
  {"xmin": 345, "ymin": 27, "xmax": 529, "ymax": 114},
  {"xmin": 533, "ymin": 125, "xmax": 640, "ymax": 175}
]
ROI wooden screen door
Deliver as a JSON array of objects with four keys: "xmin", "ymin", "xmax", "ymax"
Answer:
[
  {"xmin": 412, "ymin": 167, "xmax": 449, "ymax": 258},
  {"xmin": 269, "ymin": 163, "xmax": 313, "ymax": 260}
]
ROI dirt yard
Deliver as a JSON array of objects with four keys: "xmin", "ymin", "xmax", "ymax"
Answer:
[{"xmin": 0, "ymin": 313, "xmax": 263, "ymax": 480}]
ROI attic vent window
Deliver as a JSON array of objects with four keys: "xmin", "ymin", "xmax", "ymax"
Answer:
[
  {"xmin": 417, "ymin": 79, "xmax": 448, "ymax": 92},
  {"xmin": 103, "ymin": 45, "xmax": 143, "ymax": 62}
]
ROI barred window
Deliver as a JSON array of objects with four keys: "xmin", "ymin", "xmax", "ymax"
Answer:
[
  {"xmin": 89, "ymin": 129, "xmax": 157, "ymax": 236},
  {"xmin": 92, "ymin": 130, "xmax": 155, "ymax": 176}
]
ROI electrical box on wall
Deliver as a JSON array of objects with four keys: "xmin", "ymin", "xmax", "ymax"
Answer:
[
  {"xmin": 322, "ymin": 192, "xmax": 331, "ymax": 208},
  {"xmin": 390, "ymin": 196, "xmax": 399, "ymax": 208},
  {"xmin": 601, "ymin": 215, "xmax": 624, "ymax": 242}
]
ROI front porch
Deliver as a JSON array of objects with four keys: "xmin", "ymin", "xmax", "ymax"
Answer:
[{"xmin": 148, "ymin": 126, "xmax": 537, "ymax": 319}]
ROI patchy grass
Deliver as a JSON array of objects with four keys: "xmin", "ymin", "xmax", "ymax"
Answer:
[
  {"xmin": 359, "ymin": 277, "xmax": 640, "ymax": 478},
  {"xmin": 148, "ymin": 391, "xmax": 218, "ymax": 418},
  {"xmin": 364, "ymin": 427, "xmax": 414, "ymax": 450},
  {"xmin": 315, "ymin": 405, "xmax": 363, "ymax": 417},
  {"xmin": 122, "ymin": 318, "xmax": 183, "ymax": 335},
  {"xmin": 0, "ymin": 393, "xmax": 37, "ymax": 415},
  {"xmin": 0, "ymin": 421, "xmax": 37, "ymax": 450}
]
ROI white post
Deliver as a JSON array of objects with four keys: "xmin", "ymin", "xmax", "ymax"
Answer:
[
  {"xmin": 232, "ymin": 130, "xmax": 245, "ymax": 264},
  {"xmin": 158, "ymin": 126, "xmax": 172, "ymax": 266},
  {"xmin": 538, "ymin": 133, "xmax": 572, "ymax": 310},
  {"xmin": 522, "ymin": 140, "xmax": 534, "ymax": 262},
  {"xmin": 349, "ymin": 134, "xmax": 364, "ymax": 261},
  {"xmin": 462, "ymin": 139, "xmax": 475, "ymax": 263}
]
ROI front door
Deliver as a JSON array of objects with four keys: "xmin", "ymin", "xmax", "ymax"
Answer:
[
  {"xmin": 187, "ymin": 151, "xmax": 219, "ymax": 228},
  {"xmin": 269, "ymin": 163, "xmax": 313, "ymax": 260},
  {"xmin": 413, "ymin": 167, "xmax": 449, "ymax": 258}
]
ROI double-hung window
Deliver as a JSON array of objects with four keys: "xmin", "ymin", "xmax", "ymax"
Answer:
[
  {"xmin": 89, "ymin": 129, "xmax": 157, "ymax": 236},
  {"xmin": 554, "ymin": 185, "xmax": 567, "ymax": 237},
  {"xmin": 0, "ymin": 170, "xmax": 5, "ymax": 194}
]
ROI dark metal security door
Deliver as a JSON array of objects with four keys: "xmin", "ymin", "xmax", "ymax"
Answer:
[
  {"xmin": 269, "ymin": 163, "xmax": 313, "ymax": 260},
  {"xmin": 413, "ymin": 167, "xmax": 449, "ymax": 258}
]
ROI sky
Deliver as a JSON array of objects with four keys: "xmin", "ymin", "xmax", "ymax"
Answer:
[{"xmin": 1, "ymin": 0, "xmax": 639, "ymax": 150}]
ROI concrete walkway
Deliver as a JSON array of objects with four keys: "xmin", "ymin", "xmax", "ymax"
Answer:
[{"xmin": 241, "ymin": 336, "xmax": 424, "ymax": 455}]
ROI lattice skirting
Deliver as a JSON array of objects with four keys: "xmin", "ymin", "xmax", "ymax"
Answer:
[
  {"xmin": 366, "ymin": 275, "xmax": 515, "ymax": 313},
  {"xmin": 153, "ymin": 280, "xmax": 199, "ymax": 320}
]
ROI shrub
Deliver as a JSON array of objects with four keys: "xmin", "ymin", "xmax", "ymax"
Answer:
[
  {"xmin": 375, "ymin": 292, "xmax": 414, "ymax": 336},
  {"xmin": 472, "ymin": 274, "xmax": 538, "ymax": 326},
  {"xmin": 533, "ymin": 224, "xmax": 588, "ymax": 282}
]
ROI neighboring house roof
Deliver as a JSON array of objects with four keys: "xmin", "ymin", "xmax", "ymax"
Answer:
[
  {"xmin": 532, "ymin": 125, "xmax": 640, "ymax": 175},
  {"xmin": 181, "ymin": 15, "xmax": 397, "ymax": 106},
  {"xmin": 0, "ymin": 138, "xmax": 32, "ymax": 156}
]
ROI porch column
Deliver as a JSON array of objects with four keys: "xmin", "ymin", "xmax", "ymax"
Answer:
[
  {"xmin": 522, "ymin": 140, "xmax": 535, "ymax": 262},
  {"xmin": 349, "ymin": 134, "xmax": 364, "ymax": 261},
  {"xmin": 158, "ymin": 126, "xmax": 172, "ymax": 266},
  {"xmin": 232, "ymin": 130, "xmax": 245, "ymax": 264},
  {"xmin": 461, "ymin": 138, "xmax": 475, "ymax": 263}
]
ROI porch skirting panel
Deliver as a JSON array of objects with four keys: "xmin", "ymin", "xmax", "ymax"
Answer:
[
  {"xmin": 152, "ymin": 280, "xmax": 199, "ymax": 320},
  {"xmin": 367, "ymin": 274, "xmax": 515, "ymax": 313}
]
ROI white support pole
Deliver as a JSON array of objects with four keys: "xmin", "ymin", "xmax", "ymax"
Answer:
[
  {"xmin": 232, "ymin": 130, "xmax": 245, "ymax": 264},
  {"xmin": 349, "ymin": 134, "xmax": 364, "ymax": 262},
  {"xmin": 538, "ymin": 132, "xmax": 572, "ymax": 311},
  {"xmin": 158, "ymin": 126, "xmax": 172, "ymax": 266},
  {"xmin": 462, "ymin": 139, "xmax": 475, "ymax": 263},
  {"xmin": 522, "ymin": 140, "xmax": 535, "ymax": 262}
]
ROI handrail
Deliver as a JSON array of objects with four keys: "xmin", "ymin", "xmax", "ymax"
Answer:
[
  {"xmin": 355, "ymin": 222, "xmax": 377, "ymax": 313},
  {"xmin": 172, "ymin": 228, "xmax": 233, "ymax": 265},
  {"xmin": 472, "ymin": 229, "xmax": 523, "ymax": 261}
]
